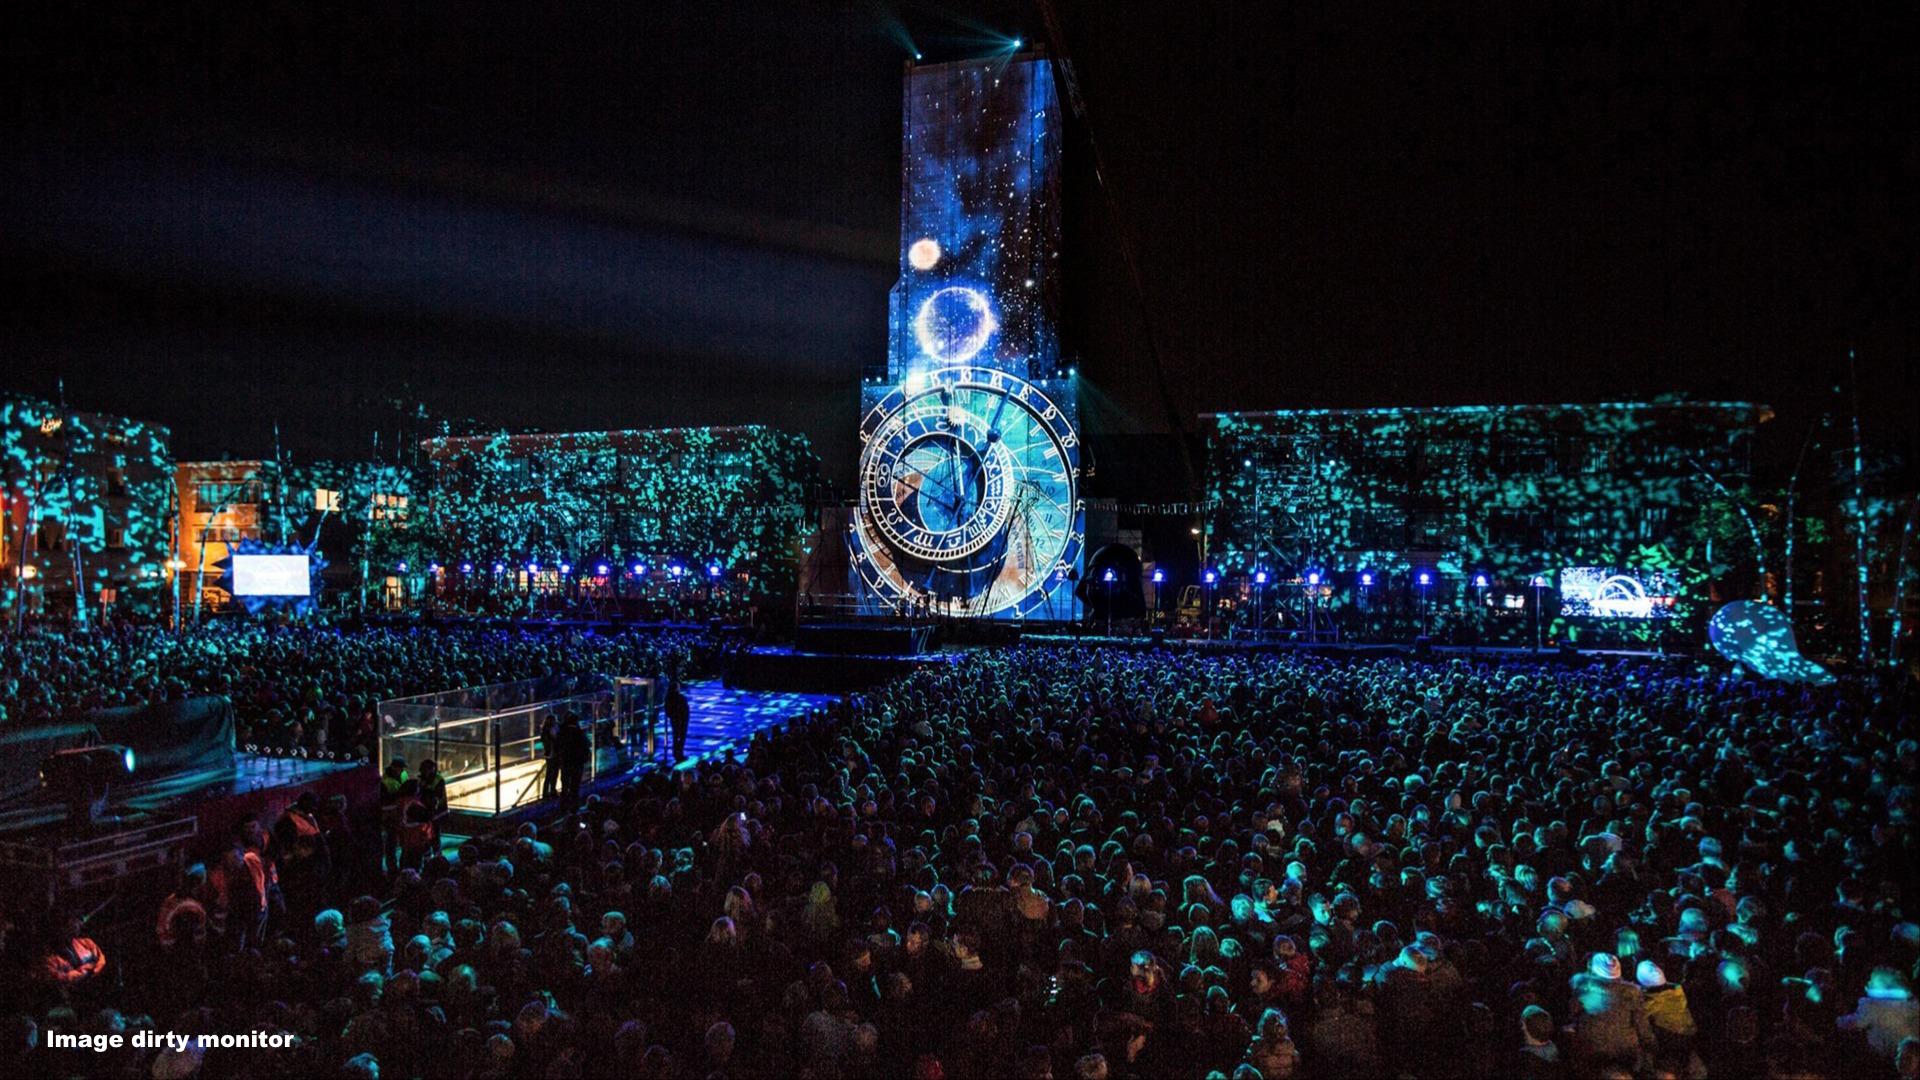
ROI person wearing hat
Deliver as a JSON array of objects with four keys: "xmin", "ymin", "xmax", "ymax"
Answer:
[
  {"xmin": 1636, "ymin": 959, "xmax": 1697, "ymax": 1073},
  {"xmin": 1566, "ymin": 952, "xmax": 1655, "ymax": 1076}
]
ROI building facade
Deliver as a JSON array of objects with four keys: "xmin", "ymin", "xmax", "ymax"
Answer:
[
  {"xmin": 173, "ymin": 460, "xmax": 277, "ymax": 616},
  {"xmin": 1205, "ymin": 399, "xmax": 1768, "ymax": 643},
  {"xmin": 1, "ymin": 394, "xmax": 173, "ymax": 621},
  {"xmin": 421, "ymin": 425, "xmax": 819, "ymax": 605}
]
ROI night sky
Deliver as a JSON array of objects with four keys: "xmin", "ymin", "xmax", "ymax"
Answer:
[{"xmin": 2, "ymin": 1, "xmax": 1912, "ymax": 482}]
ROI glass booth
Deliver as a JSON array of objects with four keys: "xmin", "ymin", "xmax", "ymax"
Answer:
[{"xmin": 378, "ymin": 675, "xmax": 658, "ymax": 816}]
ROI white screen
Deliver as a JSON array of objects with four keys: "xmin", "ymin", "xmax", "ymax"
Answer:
[{"xmin": 232, "ymin": 554, "xmax": 312, "ymax": 597}]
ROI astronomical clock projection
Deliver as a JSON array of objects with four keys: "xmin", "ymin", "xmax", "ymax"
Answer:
[{"xmin": 852, "ymin": 52, "xmax": 1084, "ymax": 619}]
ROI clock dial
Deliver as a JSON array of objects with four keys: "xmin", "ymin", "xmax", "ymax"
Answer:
[{"xmin": 853, "ymin": 366, "xmax": 1082, "ymax": 618}]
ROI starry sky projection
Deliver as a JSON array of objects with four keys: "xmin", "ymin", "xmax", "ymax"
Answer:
[{"xmin": 887, "ymin": 53, "xmax": 1062, "ymax": 383}]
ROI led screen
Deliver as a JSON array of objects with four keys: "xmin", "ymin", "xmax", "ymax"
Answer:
[
  {"xmin": 232, "ymin": 554, "xmax": 312, "ymax": 597},
  {"xmin": 1559, "ymin": 567, "xmax": 1676, "ymax": 618}
]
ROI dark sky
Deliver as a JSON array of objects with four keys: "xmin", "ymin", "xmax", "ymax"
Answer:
[{"xmin": 2, "ymin": 1, "xmax": 1913, "ymax": 483}]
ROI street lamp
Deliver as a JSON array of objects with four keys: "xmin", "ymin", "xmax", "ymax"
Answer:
[
  {"xmin": 1473, "ymin": 572, "xmax": 1490, "ymax": 649},
  {"xmin": 1530, "ymin": 575, "xmax": 1547, "ymax": 652},
  {"xmin": 1359, "ymin": 570, "xmax": 1374, "ymax": 642}
]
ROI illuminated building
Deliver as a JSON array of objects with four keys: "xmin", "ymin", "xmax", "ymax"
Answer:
[
  {"xmin": 849, "ymin": 50, "xmax": 1085, "ymax": 620},
  {"xmin": 173, "ymin": 460, "xmax": 277, "ymax": 615},
  {"xmin": 1, "ymin": 394, "xmax": 173, "ymax": 621},
  {"xmin": 420, "ymin": 426, "xmax": 818, "ymax": 598},
  {"xmin": 1206, "ymin": 399, "xmax": 1768, "ymax": 642}
]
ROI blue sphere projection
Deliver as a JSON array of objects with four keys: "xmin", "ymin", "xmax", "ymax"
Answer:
[{"xmin": 913, "ymin": 286, "xmax": 999, "ymax": 364}]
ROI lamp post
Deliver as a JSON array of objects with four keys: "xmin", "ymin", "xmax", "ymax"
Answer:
[
  {"xmin": 1204, "ymin": 569, "xmax": 1217, "ymax": 641},
  {"xmin": 1417, "ymin": 571, "xmax": 1432, "ymax": 639},
  {"xmin": 1151, "ymin": 568, "xmax": 1165, "ymax": 627},
  {"xmin": 1472, "ymin": 572, "xmax": 1489, "ymax": 650},
  {"xmin": 1304, "ymin": 570, "xmax": 1321, "ymax": 643},
  {"xmin": 1359, "ymin": 570, "xmax": 1374, "ymax": 643},
  {"xmin": 1530, "ymin": 575, "xmax": 1547, "ymax": 653},
  {"xmin": 1253, "ymin": 569, "xmax": 1268, "ymax": 642}
]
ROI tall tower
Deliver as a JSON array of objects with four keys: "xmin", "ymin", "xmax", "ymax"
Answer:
[{"xmin": 850, "ymin": 52, "xmax": 1084, "ymax": 619}]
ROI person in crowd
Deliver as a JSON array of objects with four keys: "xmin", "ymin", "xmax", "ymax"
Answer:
[
  {"xmin": 557, "ymin": 711, "xmax": 591, "ymax": 807},
  {"xmin": 37, "ymin": 916, "xmax": 106, "ymax": 994},
  {"xmin": 665, "ymin": 677, "xmax": 691, "ymax": 763},
  {"xmin": 1567, "ymin": 951, "xmax": 1656, "ymax": 1075},
  {"xmin": 274, "ymin": 792, "xmax": 332, "ymax": 917},
  {"xmin": 377, "ymin": 758, "xmax": 410, "ymax": 876},
  {"xmin": 1515, "ymin": 1004, "xmax": 1566, "ymax": 1078},
  {"xmin": 1839, "ymin": 967, "xmax": 1920, "ymax": 1065},
  {"xmin": 0, "ymin": 636, "xmax": 1912, "ymax": 1080},
  {"xmin": 214, "ymin": 817, "xmax": 274, "ymax": 952},
  {"xmin": 539, "ymin": 711, "xmax": 564, "ymax": 801},
  {"xmin": 155, "ymin": 864, "xmax": 210, "ymax": 950}
]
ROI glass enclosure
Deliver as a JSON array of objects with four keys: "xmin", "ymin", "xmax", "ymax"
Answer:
[{"xmin": 378, "ymin": 674, "xmax": 658, "ymax": 816}]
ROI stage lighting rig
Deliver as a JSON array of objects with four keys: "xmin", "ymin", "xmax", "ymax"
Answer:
[{"xmin": 41, "ymin": 745, "xmax": 136, "ymax": 826}]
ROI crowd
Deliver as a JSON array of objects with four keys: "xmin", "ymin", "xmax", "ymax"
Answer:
[
  {"xmin": 0, "ymin": 623, "xmax": 710, "ymax": 759},
  {"xmin": 4, "ymin": 640, "xmax": 1919, "ymax": 1078}
]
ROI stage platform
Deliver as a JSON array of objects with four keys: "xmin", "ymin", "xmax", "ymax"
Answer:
[
  {"xmin": 794, "ymin": 621, "xmax": 935, "ymax": 655},
  {"xmin": 444, "ymin": 679, "xmax": 838, "ymax": 833},
  {"xmin": 724, "ymin": 645, "xmax": 946, "ymax": 694},
  {"xmin": 1016, "ymin": 632, "xmax": 1690, "ymax": 665}
]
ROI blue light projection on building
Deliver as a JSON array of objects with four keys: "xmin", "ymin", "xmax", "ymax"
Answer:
[{"xmin": 852, "ymin": 53, "xmax": 1084, "ymax": 620}]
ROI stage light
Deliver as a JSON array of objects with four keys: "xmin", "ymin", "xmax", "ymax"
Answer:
[
  {"xmin": 1254, "ymin": 570, "xmax": 1268, "ymax": 585},
  {"xmin": 41, "ymin": 744, "xmax": 136, "ymax": 824},
  {"xmin": 669, "ymin": 564, "xmax": 685, "ymax": 578},
  {"xmin": 908, "ymin": 237, "xmax": 941, "ymax": 271},
  {"xmin": 1530, "ymin": 575, "xmax": 1547, "ymax": 588},
  {"xmin": 596, "ymin": 563, "xmax": 609, "ymax": 576},
  {"xmin": 1473, "ymin": 573, "xmax": 1489, "ymax": 588},
  {"xmin": 1102, "ymin": 568, "xmax": 1116, "ymax": 583},
  {"xmin": 1204, "ymin": 570, "xmax": 1217, "ymax": 585},
  {"xmin": 528, "ymin": 562, "xmax": 540, "ymax": 574},
  {"xmin": 460, "ymin": 562, "xmax": 473, "ymax": 574},
  {"xmin": 1012, "ymin": 37, "xmax": 1023, "ymax": 47},
  {"xmin": 1151, "ymin": 569, "xmax": 1165, "ymax": 583},
  {"xmin": 708, "ymin": 563, "xmax": 723, "ymax": 578},
  {"xmin": 632, "ymin": 563, "xmax": 646, "ymax": 576},
  {"xmin": 1306, "ymin": 570, "xmax": 1321, "ymax": 586},
  {"xmin": 560, "ymin": 563, "xmax": 572, "ymax": 576},
  {"xmin": 493, "ymin": 562, "xmax": 505, "ymax": 574},
  {"xmin": 1360, "ymin": 571, "xmax": 1374, "ymax": 587},
  {"xmin": 396, "ymin": 561, "xmax": 408, "ymax": 573},
  {"xmin": 1418, "ymin": 571, "xmax": 1432, "ymax": 586},
  {"xmin": 913, "ymin": 51, "xmax": 923, "ymax": 60},
  {"xmin": 429, "ymin": 563, "xmax": 442, "ymax": 575}
]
